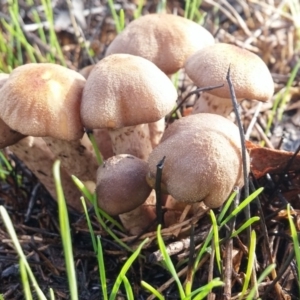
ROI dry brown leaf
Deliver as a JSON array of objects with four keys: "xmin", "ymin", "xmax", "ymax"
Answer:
[{"xmin": 246, "ymin": 140, "xmax": 300, "ymax": 178}]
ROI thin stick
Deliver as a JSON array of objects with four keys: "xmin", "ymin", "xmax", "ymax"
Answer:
[
  {"xmin": 226, "ymin": 67, "xmax": 251, "ymax": 241},
  {"xmin": 155, "ymin": 156, "xmax": 166, "ymax": 227},
  {"xmin": 166, "ymin": 83, "xmax": 224, "ymax": 125}
]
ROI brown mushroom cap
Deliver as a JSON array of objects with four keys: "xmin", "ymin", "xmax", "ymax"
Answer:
[
  {"xmin": 96, "ymin": 154, "xmax": 152, "ymax": 215},
  {"xmin": 147, "ymin": 113, "xmax": 249, "ymax": 208},
  {"xmin": 81, "ymin": 54, "xmax": 178, "ymax": 130},
  {"xmin": 185, "ymin": 43, "xmax": 274, "ymax": 101},
  {"xmin": 106, "ymin": 14, "xmax": 214, "ymax": 74},
  {"xmin": 0, "ymin": 63, "xmax": 86, "ymax": 141},
  {"xmin": 0, "ymin": 73, "xmax": 25, "ymax": 148}
]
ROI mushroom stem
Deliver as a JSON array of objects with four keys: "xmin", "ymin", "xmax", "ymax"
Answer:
[
  {"xmin": 108, "ymin": 124, "xmax": 152, "ymax": 160},
  {"xmin": 43, "ymin": 134, "xmax": 99, "ymax": 183},
  {"xmin": 148, "ymin": 118, "xmax": 166, "ymax": 149},
  {"xmin": 119, "ymin": 190, "xmax": 156, "ymax": 235},
  {"xmin": 92, "ymin": 128, "xmax": 114, "ymax": 160},
  {"xmin": 192, "ymin": 92, "xmax": 242, "ymax": 116},
  {"xmin": 9, "ymin": 136, "xmax": 83, "ymax": 211}
]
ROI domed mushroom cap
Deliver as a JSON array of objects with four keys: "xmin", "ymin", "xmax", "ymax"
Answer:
[
  {"xmin": 81, "ymin": 54, "xmax": 178, "ymax": 130},
  {"xmin": 106, "ymin": 14, "xmax": 214, "ymax": 74},
  {"xmin": 0, "ymin": 63, "xmax": 86, "ymax": 141},
  {"xmin": 185, "ymin": 43, "xmax": 274, "ymax": 101},
  {"xmin": 147, "ymin": 113, "xmax": 249, "ymax": 208},
  {"xmin": 96, "ymin": 154, "xmax": 152, "ymax": 215},
  {"xmin": 0, "ymin": 73, "xmax": 9, "ymax": 88},
  {"xmin": 0, "ymin": 73, "xmax": 25, "ymax": 148}
]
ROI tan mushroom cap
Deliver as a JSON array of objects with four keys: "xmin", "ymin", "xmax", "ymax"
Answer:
[
  {"xmin": 0, "ymin": 73, "xmax": 25, "ymax": 148},
  {"xmin": 96, "ymin": 154, "xmax": 152, "ymax": 215},
  {"xmin": 81, "ymin": 54, "xmax": 178, "ymax": 130},
  {"xmin": 0, "ymin": 73, "xmax": 8, "ymax": 88},
  {"xmin": 147, "ymin": 113, "xmax": 249, "ymax": 208},
  {"xmin": 0, "ymin": 63, "xmax": 86, "ymax": 141},
  {"xmin": 106, "ymin": 14, "xmax": 214, "ymax": 75},
  {"xmin": 185, "ymin": 43, "xmax": 274, "ymax": 101}
]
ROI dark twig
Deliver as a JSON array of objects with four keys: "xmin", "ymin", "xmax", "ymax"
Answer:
[
  {"xmin": 166, "ymin": 83, "xmax": 224, "ymax": 125},
  {"xmin": 226, "ymin": 67, "xmax": 251, "ymax": 242},
  {"xmin": 25, "ymin": 182, "xmax": 41, "ymax": 222},
  {"xmin": 155, "ymin": 156, "xmax": 166, "ymax": 227}
]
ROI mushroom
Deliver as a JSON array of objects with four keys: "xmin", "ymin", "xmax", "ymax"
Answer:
[
  {"xmin": 0, "ymin": 63, "xmax": 99, "ymax": 183},
  {"xmin": 96, "ymin": 154, "xmax": 156, "ymax": 235},
  {"xmin": 184, "ymin": 43, "xmax": 274, "ymax": 116},
  {"xmin": 81, "ymin": 53, "xmax": 178, "ymax": 160},
  {"xmin": 106, "ymin": 13, "xmax": 214, "ymax": 75},
  {"xmin": 147, "ymin": 113, "xmax": 249, "ymax": 208}
]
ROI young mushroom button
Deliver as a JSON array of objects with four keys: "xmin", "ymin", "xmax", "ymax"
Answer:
[
  {"xmin": 81, "ymin": 53, "xmax": 178, "ymax": 160},
  {"xmin": 96, "ymin": 154, "xmax": 155, "ymax": 235},
  {"xmin": 147, "ymin": 113, "xmax": 250, "ymax": 208},
  {"xmin": 184, "ymin": 43, "xmax": 274, "ymax": 116}
]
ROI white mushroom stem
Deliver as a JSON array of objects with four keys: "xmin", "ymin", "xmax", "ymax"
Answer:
[
  {"xmin": 9, "ymin": 137, "xmax": 83, "ymax": 211},
  {"xmin": 43, "ymin": 133, "xmax": 99, "ymax": 183},
  {"xmin": 92, "ymin": 128, "xmax": 114, "ymax": 160},
  {"xmin": 119, "ymin": 190, "xmax": 157, "ymax": 235},
  {"xmin": 192, "ymin": 92, "xmax": 243, "ymax": 116},
  {"xmin": 148, "ymin": 118, "xmax": 166, "ymax": 149},
  {"xmin": 108, "ymin": 124, "xmax": 153, "ymax": 160}
]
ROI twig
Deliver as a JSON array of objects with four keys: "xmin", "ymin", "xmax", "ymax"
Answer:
[
  {"xmin": 166, "ymin": 83, "xmax": 224, "ymax": 125},
  {"xmin": 155, "ymin": 156, "xmax": 165, "ymax": 227},
  {"xmin": 226, "ymin": 67, "xmax": 251, "ymax": 243}
]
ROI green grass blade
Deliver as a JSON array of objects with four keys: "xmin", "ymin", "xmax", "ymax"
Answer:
[
  {"xmin": 240, "ymin": 230, "xmax": 256, "ymax": 299},
  {"xmin": 0, "ymin": 206, "xmax": 47, "ymax": 300},
  {"xmin": 287, "ymin": 204, "xmax": 300, "ymax": 297},
  {"xmin": 217, "ymin": 189, "xmax": 238, "ymax": 223},
  {"xmin": 157, "ymin": 225, "xmax": 186, "ymax": 299},
  {"xmin": 220, "ymin": 187, "xmax": 264, "ymax": 227},
  {"xmin": 123, "ymin": 275, "xmax": 134, "ymax": 300},
  {"xmin": 134, "ymin": 0, "xmax": 144, "ymax": 19},
  {"xmin": 230, "ymin": 217, "xmax": 260, "ymax": 238},
  {"xmin": 19, "ymin": 259, "xmax": 33, "ymax": 300},
  {"xmin": 81, "ymin": 196, "xmax": 97, "ymax": 252},
  {"xmin": 141, "ymin": 280, "xmax": 164, "ymax": 300},
  {"xmin": 246, "ymin": 264, "xmax": 276, "ymax": 300},
  {"xmin": 53, "ymin": 160, "xmax": 78, "ymax": 300},
  {"xmin": 49, "ymin": 288, "xmax": 55, "ymax": 300},
  {"xmin": 107, "ymin": 0, "xmax": 122, "ymax": 33},
  {"xmin": 210, "ymin": 210, "xmax": 221, "ymax": 273},
  {"xmin": 97, "ymin": 236, "xmax": 108, "ymax": 300},
  {"xmin": 88, "ymin": 133, "xmax": 103, "ymax": 165},
  {"xmin": 109, "ymin": 238, "xmax": 149, "ymax": 300},
  {"xmin": 185, "ymin": 278, "xmax": 224, "ymax": 300}
]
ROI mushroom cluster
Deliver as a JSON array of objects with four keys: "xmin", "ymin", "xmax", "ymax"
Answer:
[{"xmin": 0, "ymin": 12, "xmax": 274, "ymax": 235}]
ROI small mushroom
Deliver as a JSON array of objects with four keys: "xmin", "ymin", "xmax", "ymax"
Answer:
[
  {"xmin": 147, "ymin": 113, "xmax": 249, "ymax": 208},
  {"xmin": 96, "ymin": 154, "xmax": 156, "ymax": 235},
  {"xmin": 184, "ymin": 43, "xmax": 274, "ymax": 116}
]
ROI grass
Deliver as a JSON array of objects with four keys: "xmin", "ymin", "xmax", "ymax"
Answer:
[{"xmin": 1, "ymin": 0, "xmax": 300, "ymax": 299}]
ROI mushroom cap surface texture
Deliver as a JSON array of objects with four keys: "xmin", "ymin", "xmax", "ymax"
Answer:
[
  {"xmin": 0, "ymin": 63, "xmax": 86, "ymax": 141},
  {"xmin": 185, "ymin": 43, "xmax": 274, "ymax": 101},
  {"xmin": 96, "ymin": 154, "xmax": 152, "ymax": 215},
  {"xmin": 105, "ymin": 13, "xmax": 214, "ymax": 74},
  {"xmin": 147, "ymin": 113, "xmax": 249, "ymax": 208},
  {"xmin": 81, "ymin": 54, "xmax": 178, "ymax": 130}
]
